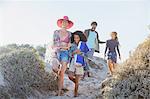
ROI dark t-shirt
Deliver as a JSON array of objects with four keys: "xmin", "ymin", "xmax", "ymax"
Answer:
[{"xmin": 106, "ymin": 39, "xmax": 119, "ymax": 53}]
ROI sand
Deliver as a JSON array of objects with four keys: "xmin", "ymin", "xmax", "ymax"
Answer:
[{"xmin": 48, "ymin": 57, "xmax": 108, "ymax": 99}]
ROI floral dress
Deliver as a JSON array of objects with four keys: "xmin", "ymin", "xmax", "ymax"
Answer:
[{"xmin": 53, "ymin": 30, "xmax": 71, "ymax": 63}]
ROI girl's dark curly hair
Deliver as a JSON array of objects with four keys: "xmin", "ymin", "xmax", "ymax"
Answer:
[{"xmin": 71, "ymin": 31, "xmax": 87, "ymax": 43}]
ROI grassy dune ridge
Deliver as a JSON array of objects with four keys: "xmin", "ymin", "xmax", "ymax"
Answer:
[{"xmin": 0, "ymin": 44, "xmax": 57, "ymax": 99}]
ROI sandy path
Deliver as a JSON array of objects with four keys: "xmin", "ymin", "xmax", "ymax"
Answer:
[
  {"xmin": 0, "ymin": 55, "xmax": 108, "ymax": 99},
  {"xmin": 48, "ymin": 58, "xmax": 108, "ymax": 99}
]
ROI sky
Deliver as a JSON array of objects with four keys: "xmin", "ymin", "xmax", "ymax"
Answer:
[{"xmin": 0, "ymin": 0, "xmax": 150, "ymax": 62}]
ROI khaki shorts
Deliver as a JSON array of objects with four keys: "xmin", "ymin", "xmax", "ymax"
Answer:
[{"xmin": 69, "ymin": 58, "xmax": 84, "ymax": 75}]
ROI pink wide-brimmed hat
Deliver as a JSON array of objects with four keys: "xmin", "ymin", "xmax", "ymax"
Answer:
[{"xmin": 57, "ymin": 16, "xmax": 73, "ymax": 29}]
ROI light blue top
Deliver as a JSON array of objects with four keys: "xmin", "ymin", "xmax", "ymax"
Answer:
[{"xmin": 86, "ymin": 31, "xmax": 96, "ymax": 48}]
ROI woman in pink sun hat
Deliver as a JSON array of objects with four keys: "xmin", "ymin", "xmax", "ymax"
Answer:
[
  {"xmin": 52, "ymin": 16, "xmax": 73, "ymax": 96},
  {"xmin": 57, "ymin": 16, "xmax": 73, "ymax": 29}
]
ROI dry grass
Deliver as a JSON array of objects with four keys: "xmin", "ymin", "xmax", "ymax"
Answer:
[{"xmin": 0, "ymin": 44, "xmax": 58, "ymax": 99}]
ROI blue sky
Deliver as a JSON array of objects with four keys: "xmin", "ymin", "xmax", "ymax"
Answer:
[{"xmin": 0, "ymin": 0, "xmax": 150, "ymax": 61}]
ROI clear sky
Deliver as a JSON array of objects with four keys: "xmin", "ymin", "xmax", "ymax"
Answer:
[{"xmin": 0, "ymin": 0, "xmax": 150, "ymax": 61}]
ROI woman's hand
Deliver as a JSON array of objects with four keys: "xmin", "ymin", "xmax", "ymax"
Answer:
[
  {"xmin": 51, "ymin": 45, "xmax": 61, "ymax": 50},
  {"xmin": 59, "ymin": 43, "xmax": 71, "ymax": 50},
  {"xmin": 68, "ymin": 43, "xmax": 71, "ymax": 48}
]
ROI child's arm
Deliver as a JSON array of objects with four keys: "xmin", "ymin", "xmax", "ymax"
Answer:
[
  {"xmin": 69, "ymin": 44, "xmax": 75, "ymax": 57},
  {"xmin": 69, "ymin": 44, "xmax": 81, "ymax": 57},
  {"xmin": 73, "ymin": 50, "xmax": 81, "ymax": 55}
]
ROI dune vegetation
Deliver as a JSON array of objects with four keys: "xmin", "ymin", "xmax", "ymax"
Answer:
[
  {"xmin": 0, "ymin": 35, "xmax": 150, "ymax": 99},
  {"xmin": 0, "ymin": 44, "xmax": 58, "ymax": 99},
  {"xmin": 100, "ymin": 36, "xmax": 150, "ymax": 99}
]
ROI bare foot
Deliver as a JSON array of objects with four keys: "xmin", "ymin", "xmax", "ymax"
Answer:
[
  {"xmin": 74, "ymin": 95, "xmax": 78, "ymax": 97},
  {"xmin": 56, "ymin": 90, "xmax": 64, "ymax": 96},
  {"xmin": 74, "ymin": 91, "xmax": 80, "ymax": 97},
  {"xmin": 74, "ymin": 94, "xmax": 78, "ymax": 97}
]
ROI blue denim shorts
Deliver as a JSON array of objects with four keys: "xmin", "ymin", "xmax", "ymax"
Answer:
[
  {"xmin": 57, "ymin": 50, "xmax": 69, "ymax": 63},
  {"xmin": 107, "ymin": 52, "xmax": 117, "ymax": 63}
]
